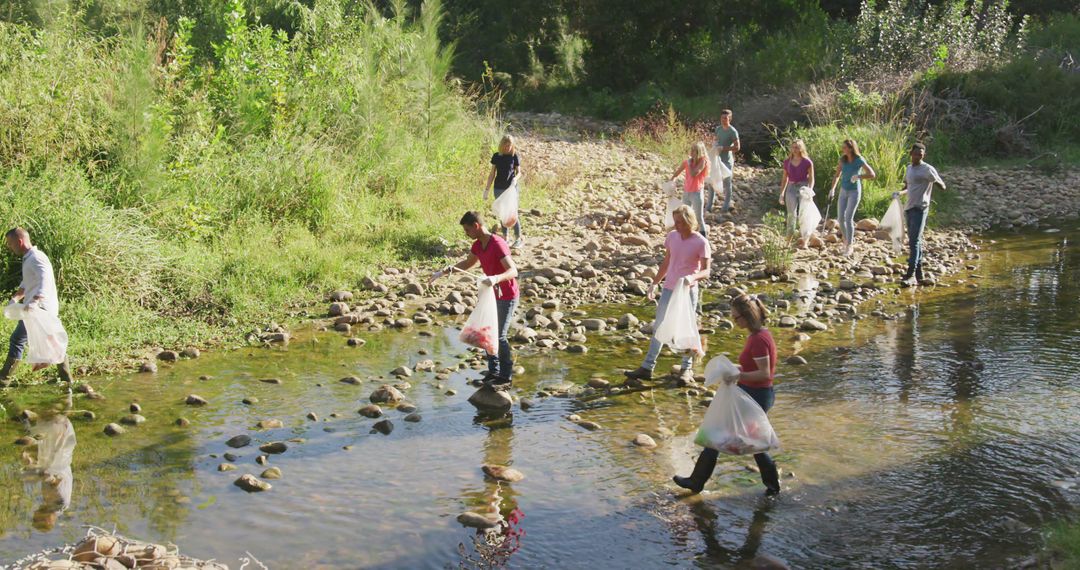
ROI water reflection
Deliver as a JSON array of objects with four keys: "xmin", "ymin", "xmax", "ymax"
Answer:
[
  {"xmin": 687, "ymin": 498, "xmax": 776, "ymax": 567},
  {"xmin": 456, "ymin": 411, "xmax": 526, "ymax": 569},
  {"xmin": 25, "ymin": 415, "xmax": 76, "ymax": 532}
]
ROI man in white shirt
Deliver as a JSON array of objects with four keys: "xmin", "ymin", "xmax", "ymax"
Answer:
[{"xmin": 2, "ymin": 228, "xmax": 72, "ymax": 386}]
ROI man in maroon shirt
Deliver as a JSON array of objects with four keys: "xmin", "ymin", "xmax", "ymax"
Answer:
[{"xmin": 431, "ymin": 212, "xmax": 520, "ymax": 389}]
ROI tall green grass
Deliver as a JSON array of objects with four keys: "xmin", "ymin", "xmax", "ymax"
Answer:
[{"xmin": 0, "ymin": 0, "xmax": 498, "ymax": 372}]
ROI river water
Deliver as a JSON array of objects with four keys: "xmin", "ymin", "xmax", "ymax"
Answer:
[{"xmin": 1, "ymin": 228, "xmax": 1078, "ymax": 569}]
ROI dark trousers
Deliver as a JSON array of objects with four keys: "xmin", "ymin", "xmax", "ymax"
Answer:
[
  {"xmin": 904, "ymin": 207, "xmax": 928, "ymax": 279},
  {"xmin": 691, "ymin": 384, "xmax": 780, "ymax": 491},
  {"xmin": 486, "ymin": 298, "xmax": 518, "ymax": 380}
]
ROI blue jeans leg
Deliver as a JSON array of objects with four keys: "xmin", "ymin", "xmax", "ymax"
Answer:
[
  {"xmin": 7, "ymin": 321, "xmax": 27, "ymax": 361},
  {"xmin": 488, "ymin": 297, "xmax": 518, "ymax": 379},
  {"xmin": 721, "ymin": 159, "xmax": 734, "ymax": 211},
  {"xmin": 642, "ymin": 286, "xmax": 699, "ymax": 372},
  {"xmin": 682, "ymin": 192, "xmax": 708, "ymax": 238},
  {"xmin": 905, "ymin": 207, "xmax": 927, "ymax": 278},
  {"xmin": 784, "ymin": 183, "xmax": 801, "ymax": 235},
  {"xmin": 838, "ymin": 188, "xmax": 861, "ymax": 245}
]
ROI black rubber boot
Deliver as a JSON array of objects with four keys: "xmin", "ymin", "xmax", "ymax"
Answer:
[
  {"xmin": 57, "ymin": 360, "xmax": 73, "ymax": 385},
  {"xmin": 755, "ymin": 453, "xmax": 781, "ymax": 496},
  {"xmin": 623, "ymin": 367, "xmax": 653, "ymax": 381},
  {"xmin": 673, "ymin": 448, "xmax": 719, "ymax": 494},
  {"xmin": 0, "ymin": 356, "xmax": 16, "ymax": 387}
]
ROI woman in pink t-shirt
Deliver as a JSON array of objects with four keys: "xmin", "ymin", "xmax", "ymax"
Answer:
[
  {"xmin": 673, "ymin": 294, "xmax": 782, "ymax": 496},
  {"xmin": 669, "ymin": 142, "xmax": 711, "ymax": 237},
  {"xmin": 778, "ymin": 139, "xmax": 815, "ymax": 236},
  {"xmin": 624, "ymin": 205, "xmax": 712, "ymax": 385}
]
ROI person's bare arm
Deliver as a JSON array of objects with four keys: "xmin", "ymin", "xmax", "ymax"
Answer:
[
  {"xmin": 738, "ymin": 355, "xmax": 772, "ymax": 385},
  {"xmin": 488, "ymin": 255, "xmax": 519, "ymax": 285}
]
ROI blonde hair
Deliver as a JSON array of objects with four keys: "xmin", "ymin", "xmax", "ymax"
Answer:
[
  {"xmin": 789, "ymin": 139, "xmax": 808, "ymax": 160},
  {"xmin": 672, "ymin": 204, "xmax": 697, "ymax": 231},
  {"xmin": 498, "ymin": 134, "xmax": 515, "ymax": 155},
  {"xmin": 690, "ymin": 141, "xmax": 708, "ymax": 161},
  {"xmin": 732, "ymin": 294, "xmax": 769, "ymax": 330}
]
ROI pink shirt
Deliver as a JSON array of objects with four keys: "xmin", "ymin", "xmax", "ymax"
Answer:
[
  {"xmin": 471, "ymin": 235, "xmax": 519, "ymax": 300},
  {"xmin": 683, "ymin": 158, "xmax": 710, "ymax": 193},
  {"xmin": 783, "ymin": 157, "xmax": 813, "ymax": 184},
  {"xmin": 663, "ymin": 230, "xmax": 711, "ymax": 289}
]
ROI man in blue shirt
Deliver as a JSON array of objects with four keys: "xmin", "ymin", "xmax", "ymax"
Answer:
[{"xmin": 712, "ymin": 109, "xmax": 740, "ymax": 213}]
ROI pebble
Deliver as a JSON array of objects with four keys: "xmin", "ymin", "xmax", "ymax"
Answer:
[
  {"xmin": 185, "ymin": 394, "xmax": 208, "ymax": 406},
  {"xmin": 259, "ymin": 378, "xmax": 283, "ymax": 385},
  {"xmin": 103, "ymin": 423, "xmax": 125, "ymax": 436},
  {"xmin": 256, "ymin": 419, "xmax": 284, "ymax": 429},
  {"xmin": 226, "ymin": 435, "xmax": 252, "ymax": 448},
  {"xmin": 218, "ymin": 463, "xmax": 237, "ymax": 472},
  {"xmin": 370, "ymin": 385, "xmax": 405, "ymax": 404},
  {"xmin": 372, "ymin": 419, "xmax": 394, "ymax": 435},
  {"xmin": 175, "ymin": 417, "xmax": 190, "ymax": 427},
  {"xmin": 404, "ymin": 413, "xmax": 422, "ymax": 422},
  {"xmin": 358, "ymin": 404, "xmax": 383, "ymax": 418},
  {"xmin": 786, "ymin": 355, "xmax": 807, "ymax": 365},
  {"xmin": 457, "ymin": 511, "xmax": 500, "ymax": 529},
  {"xmin": 120, "ymin": 414, "xmax": 146, "ymax": 426},
  {"xmin": 261, "ymin": 467, "xmax": 283, "ymax": 480}
]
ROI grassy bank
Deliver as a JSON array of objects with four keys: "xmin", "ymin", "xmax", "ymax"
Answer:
[{"xmin": 0, "ymin": 1, "xmax": 511, "ymax": 376}]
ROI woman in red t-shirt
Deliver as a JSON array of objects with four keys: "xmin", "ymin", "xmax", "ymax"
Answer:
[{"xmin": 673, "ymin": 294, "xmax": 781, "ymax": 496}]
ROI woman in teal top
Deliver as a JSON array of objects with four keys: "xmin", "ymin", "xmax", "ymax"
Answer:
[{"xmin": 828, "ymin": 139, "xmax": 876, "ymax": 256}]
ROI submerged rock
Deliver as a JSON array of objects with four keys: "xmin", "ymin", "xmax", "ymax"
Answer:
[
  {"xmin": 259, "ymin": 441, "xmax": 288, "ymax": 454},
  {"xmin": 457, "ymin": 511, "xmax": 501, "ymax": 529},
  {"xmin": 358, "ymin": 404, "xmax": 383, "ymax": 418},
  {"xmin": 261, "ymin": 467, "xmax": 283, "ymax": 480},
  {"xmin": 234, "ymin": 474, "xmax": 272, "ymax": 493},
  {"xmin": 633, "ymin": 434, "xmax": 657, "ymax": 448},
  {"xmin": 370, "ymin": 385, "xmax": 405, "ymax": 404},
  {"xmin": 372, "ymin": 419, "xmax": 394, "ymax": 435},
  {"xmin": 184, "ymin": 394, "xmax": 208, "ymax": 406},
  {"xmin": 482, "ymin": 464, "xmax": 525, "ymax": 482},
  {"xmin": 226, "ymin": 435, "xmax": 252, "ymax": 448}
]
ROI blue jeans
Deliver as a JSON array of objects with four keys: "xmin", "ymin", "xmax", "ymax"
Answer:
[
  {"xmin": 487, "ymin": 297, "xmax": 518, "ymax": 379},
  {"xmin": 682, "ymin": 191, "xmax": 708, "ymax": 238},
  {"xmin": 7, "ymin": 321, "xmax": 27, "ymax": 360},
  {"xmin": 493, "ymin": 186, "xmax": 521, "ymax": 240},
  {"xmin": 642, "ymin": 285, "xmax": 699, "ymax": 372},
  {"xmin": 905, "ymin": 207, "xmax": 928, "ymax": 279},
  {"xmin": 714, "ymin": 158, "xmax": 734, "ymax": 211},
  {"xmin": 783, "ymin": 183, "xmax": 803, "ymax": 235},
  {"xmin": 838, "ymin": 188, "xmax": 861, "ymax": 245},
  {"xmin": 694, "ymin": 384, "xmax": 779, "ymax": 491}
]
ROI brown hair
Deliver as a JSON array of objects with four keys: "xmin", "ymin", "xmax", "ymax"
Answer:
[
  {"xmin": 731, "ymin": 294, "xmax": 768, "ymax": 331},
  {"xmin": 720, "ymin": 109, "xmax": 732, "ymax": 117},
  {"xmin": 841, "ymin": 138, "xmax": 861, "ymax": 164}
]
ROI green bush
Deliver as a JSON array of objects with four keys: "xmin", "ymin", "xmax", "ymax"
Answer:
[{"xmin": 0, "ymin": 0, "xmax": 497, "ymax": 369}]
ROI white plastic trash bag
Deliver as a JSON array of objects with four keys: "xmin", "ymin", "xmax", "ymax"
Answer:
[
  {"xmin": 3, "ymin": 302, "xmax": 68, "ymax": 365},
  {"xmin": 459, "ymin": 281, "xmax": 500, "ymax": 355},
  {"xmin": 797, "ymin": 186, "xmax": 821, "ymax": 240},
  {"xmin": 492, "ymin": 184, "xmax": 520, "ymax": 229},
  {"xmin": 694, "ymin": 357, "xmax": 780, "ymax": 455},
  {"xmin": 661, "ymin": 180, "xmax": 680, "ymax": 198},
  {"xmin": 879, "ymin": 197, "xmax": 905, "ymax": 253},
  {"xmin": 652, "ymin": 281, "xmax": 703, "ymax": 356},
  {"xmin": 663, "ymin": 197, "xmax": 683, "ymax": 228},
  {"xmin": 710, "ymin": 155, "xmax": 732, "ymax": 189},
  {"xmin": 702, "ymin": 354, "xmax": 740, "ymax": 386}
]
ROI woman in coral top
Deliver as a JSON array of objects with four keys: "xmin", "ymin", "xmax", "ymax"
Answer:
[
  {"xmin": 673, "ymin": 293, "xmax": 781, "ymax": 496},
  {"xmin": 669, "ymin": 141, "xmax": 711, "ymax": 237}
]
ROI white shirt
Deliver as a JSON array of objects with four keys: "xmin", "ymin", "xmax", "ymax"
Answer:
[{"xmin": 20, "ymin": 246, "xmax": 59, "ymax": 316}]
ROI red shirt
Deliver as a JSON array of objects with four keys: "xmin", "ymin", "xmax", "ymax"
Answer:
[
  {"xmin": 471, "ymin": 234, "xmax": 519, "ymax": 301},
  {"xmin": 739, "ymin": 329, "xmax": 777, "ymax": 388}
]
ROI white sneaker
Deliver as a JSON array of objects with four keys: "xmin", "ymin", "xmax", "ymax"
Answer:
[{"xmin": 511, "ymin": 239, "xmax": 523, "ymax": 249}]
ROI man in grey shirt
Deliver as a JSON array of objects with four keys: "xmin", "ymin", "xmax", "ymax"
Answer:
[
  {"xmin": 894, "ymin": 143, "xmax": 946, "ymax": 287},
  {"xmin": 711, "ymin": 109, "xmax": 740, "ymax": 213},
  {"xmin": 2, "ymin": 227, "xmax": 72, "ymax": 386}
]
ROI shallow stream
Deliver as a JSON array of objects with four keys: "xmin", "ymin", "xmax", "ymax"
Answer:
[{"xmin": 1, "ymin": 228, "xmax": 1078, "ymax": 569}]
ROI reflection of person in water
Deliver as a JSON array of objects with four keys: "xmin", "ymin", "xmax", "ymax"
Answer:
[
  {"xmin": 686, "ymin": 498, "xmax": 775, "ymax": 566},
  {"xmin": 458, "ymin": 413, "xmax": 525, "ymax": 566},
  {"xmin": 26, "ymin": 415, "xmax": 76, "ymax": 532}
]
